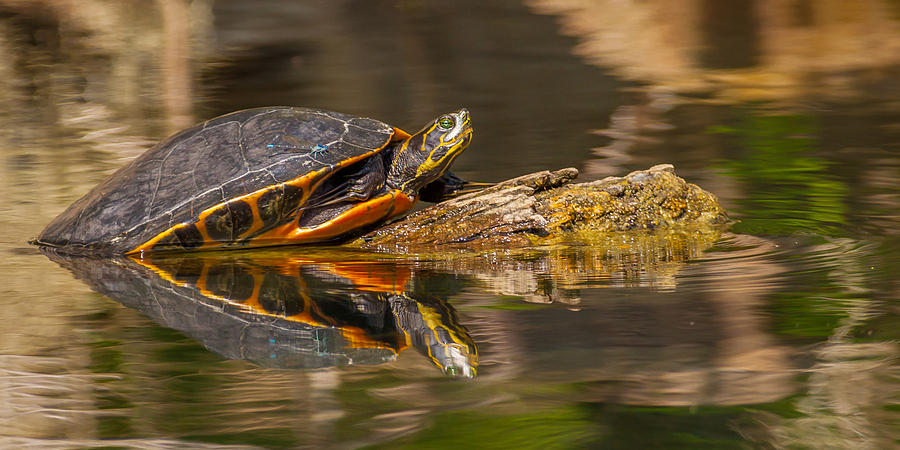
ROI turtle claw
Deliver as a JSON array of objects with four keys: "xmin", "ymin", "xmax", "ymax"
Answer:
[
  {"xmin": 441, "ymin": 181, "xmax": 494, "ymax": 198},
  {"xmin": 445, "ymin": 184, "xmax": 492, "ymax": 198},
  {"xmin": 419, "ymin": 172, "xmax": 491, "ymax": 203}
]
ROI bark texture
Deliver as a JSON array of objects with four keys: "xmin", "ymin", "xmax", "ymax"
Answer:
[{"xmin": 356, "ymin": 164, "xmax": 728, "ymax": 251}]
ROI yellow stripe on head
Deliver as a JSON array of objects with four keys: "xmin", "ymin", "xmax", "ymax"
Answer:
[{"xmin": 387, "ymin": 108, "xmax": 474, "ymax": 195}]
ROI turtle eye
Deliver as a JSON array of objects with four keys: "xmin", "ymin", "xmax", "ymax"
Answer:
[{"xmin": 438, "ymin": 117, "xmax": 455, "ymax": 130}]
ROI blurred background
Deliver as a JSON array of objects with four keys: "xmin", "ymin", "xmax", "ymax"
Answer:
[{"xmin": 1, "ymin": 0, "xmax": 899, "ymax": 448}]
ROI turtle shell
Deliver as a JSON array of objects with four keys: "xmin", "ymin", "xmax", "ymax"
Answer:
[{"xmin": 37, "ymin": 107, "xmax": 402, "ymax": 254}]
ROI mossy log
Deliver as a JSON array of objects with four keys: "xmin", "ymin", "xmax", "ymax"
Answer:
[{"xmin": 355, "ymin": 164, "xmax": 728, "ymax": 251}]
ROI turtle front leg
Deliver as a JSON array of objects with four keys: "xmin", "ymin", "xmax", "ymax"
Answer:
[{"xmin": 305, "ymin": 155, "xmax": 387, "ymax": 209}]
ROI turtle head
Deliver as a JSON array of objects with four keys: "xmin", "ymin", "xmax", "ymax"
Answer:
[{"xmin": 387, "ymin": 108, "xmax": 473, "ymax": 195}]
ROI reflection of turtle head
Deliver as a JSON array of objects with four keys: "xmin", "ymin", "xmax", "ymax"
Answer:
[
  {"xmin": 388, "ymin": 108, "xmax": 473, "ymax": 195},
  {"xmin": 388, "ymin": 294, "xmax": 478, "ymax": 378},
  {"xmin": 433, "ymin": 340, "xmax": 478, "ymax": 379}
]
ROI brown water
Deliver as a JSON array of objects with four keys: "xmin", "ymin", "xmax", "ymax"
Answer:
[{"xmin": 2, "ymin": 1, "xmax": 899, "ymax": 448}]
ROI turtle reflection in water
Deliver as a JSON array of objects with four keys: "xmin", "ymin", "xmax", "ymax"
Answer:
[
  {"xmin": 43, "ymin": 250, "xmax": 478, "ymax": 377},
  {"xmin": 34, "ymin": 107, "xmax": 474, "ymax": 254}
]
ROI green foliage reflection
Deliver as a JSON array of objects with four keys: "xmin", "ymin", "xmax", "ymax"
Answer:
[
  {"xmin": 714, "ymin": 112, "xmax": 848, "ymax": 236},
  {"xmin": 365, "ymin": 400, "xmax": 800, "ymax": 449},
  {"xmin": 366, "ymin": 406, "xmax": 599, "ymax": 449}
]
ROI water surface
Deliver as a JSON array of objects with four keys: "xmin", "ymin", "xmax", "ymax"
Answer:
[{"xmin": 1, "ymin": 1, "xmax": 899, "ymax": 448}]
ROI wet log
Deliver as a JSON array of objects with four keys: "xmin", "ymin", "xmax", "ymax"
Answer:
[{"xmin": 355, "ymin": 164, "xmax": 728, "ymax": 251}]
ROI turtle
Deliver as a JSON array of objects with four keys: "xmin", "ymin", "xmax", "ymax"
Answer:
[
  {"xmin": 34, "ymin": 107, "xmax": 473, "ymax": 254},
  {"xmin": 42, "ymin": 248, "xmax": 477, "ymax": 375}
]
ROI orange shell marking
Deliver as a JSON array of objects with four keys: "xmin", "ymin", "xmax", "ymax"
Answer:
[
  {"xmin": 251, "ymin": 189, "xmax": 416, "ymax": 245},
  {"xmin": 128, "ymin": 167, "xmax": 326, "ymax": 254}
]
